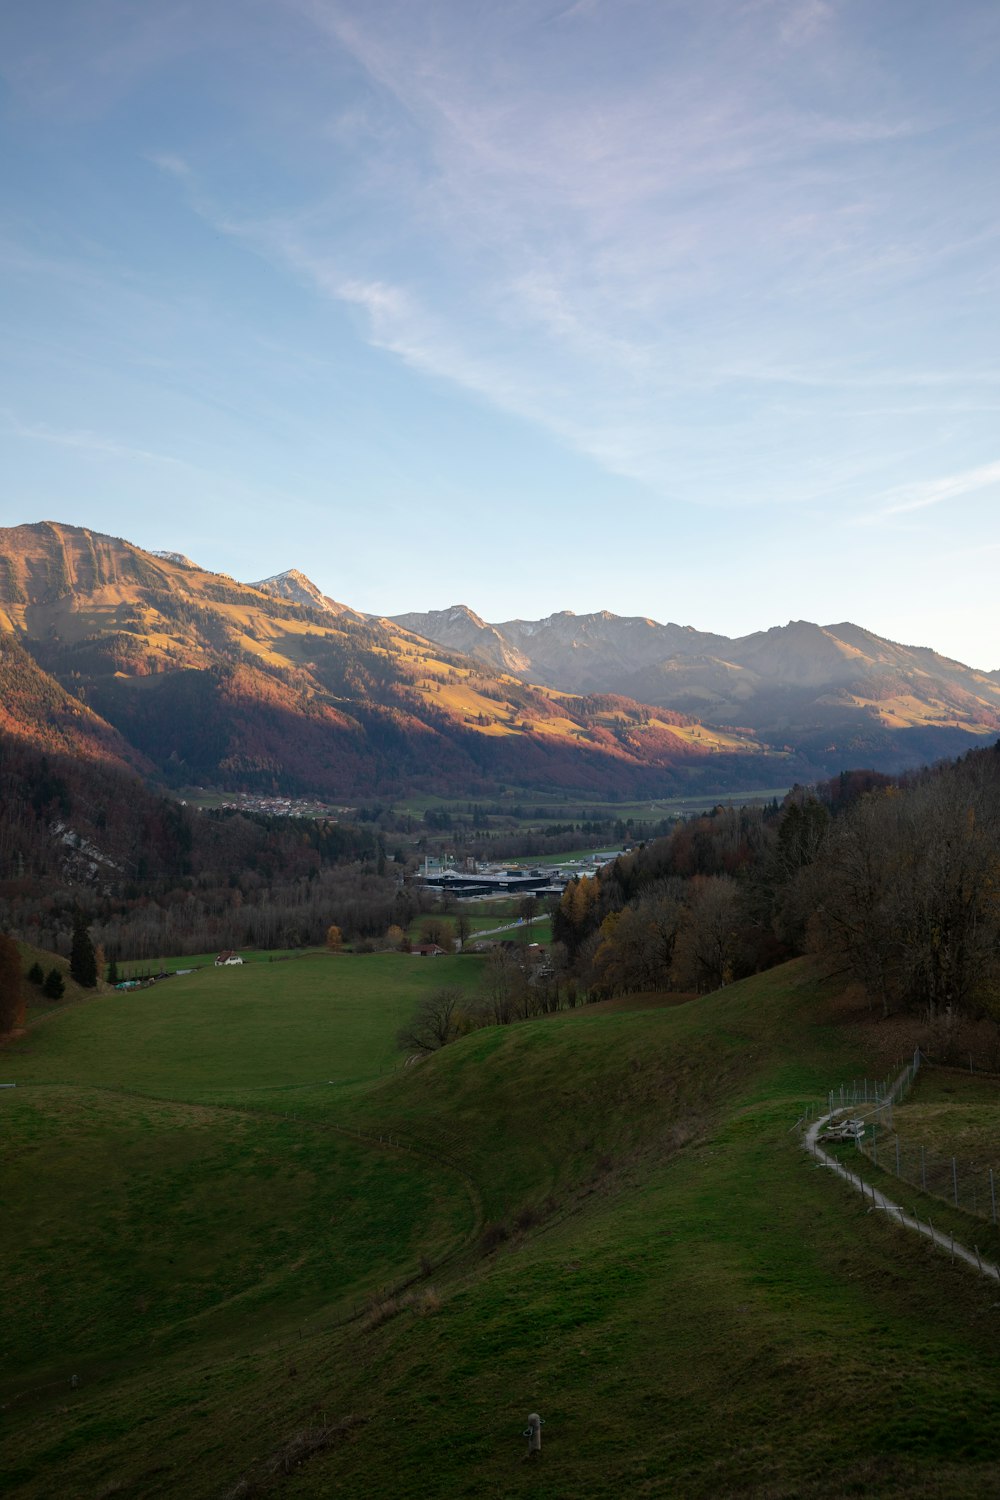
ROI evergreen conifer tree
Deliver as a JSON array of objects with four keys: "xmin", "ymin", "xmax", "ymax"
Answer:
[
  {"xmin": 42, "ymin": 968, "xmax": 65, "ymax": 999},
  {"xmin": 70, "ymin": 914, "xmax": 98, "ymax": 989}
]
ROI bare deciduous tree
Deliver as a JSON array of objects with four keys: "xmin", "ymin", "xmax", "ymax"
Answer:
[{"xmin": 396, "ymin": 987, "xmax": 465, "ymax": 1053}]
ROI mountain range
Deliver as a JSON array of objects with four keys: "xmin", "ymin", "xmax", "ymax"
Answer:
[
  {"xmin": 394, "ymin": 604, "xmax": 1000, "ymax": 767},
  {"xmin": 1, "ymin": 521, "xmax": 997, "ymax": 801}
]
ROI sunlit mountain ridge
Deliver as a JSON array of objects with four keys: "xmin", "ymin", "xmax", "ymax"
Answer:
[{"xmin": 0, "ymin": 522, "xmax": 782, "ymax": 799}]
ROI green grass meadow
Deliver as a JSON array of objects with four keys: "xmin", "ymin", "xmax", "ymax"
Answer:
[
  {"xmin": 2, "ymin": 951, "xmax": 483, "ymax": 1098},
  {"xmin": 2, "ymin": 955, "xmax": 999, "ymax": 1498}
]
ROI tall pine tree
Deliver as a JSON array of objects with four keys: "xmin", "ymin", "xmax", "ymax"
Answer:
[{"xmin": 70, "ymin": 913, "xmax": 98, "ymax": 989}]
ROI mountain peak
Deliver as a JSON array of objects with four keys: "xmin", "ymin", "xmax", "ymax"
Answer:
[
  {"xmin": 250, "ymin": 569, "xmax": 349, "ymax": 616},
  {"xmin": 443, "ymin": 603, "xmax": 490, "ymax": 628}
]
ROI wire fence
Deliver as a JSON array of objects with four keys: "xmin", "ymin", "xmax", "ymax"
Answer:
[
  {"xmin": 823, "ymin": 1046, "xmax": 922, "ymax": 1123},
  {"xmin": 865, "ymin": 1125, "xmax": 999, "ymax": 1225},
  {"xmin": 818, "ymin": 1048, "xmax": 1000, "ymax": 1228}
]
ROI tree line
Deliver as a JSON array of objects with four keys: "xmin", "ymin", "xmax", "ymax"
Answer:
[
  {"xmin": 551, "ymin": 747, "xmax": 1000, "ymax": 1033},
  {"xmin": 0, "ymin": 732, "xmax": 433, "ymax": 966}
]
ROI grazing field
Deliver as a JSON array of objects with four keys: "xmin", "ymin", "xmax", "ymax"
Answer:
[
  {"xmin": 885, "ymin": 1064, "xmax": 1000, "ymax": 1183},
  {"xmin": 394, "ymin": 787, "xmax": 791, "ymax": 821},
  {"xmin": 1, "ymin": 1089, "xmax": 472, "ymax": 1398},
  {"xmin": 116, "ymin": 947, "xmax": 319, "ymax": 975},
  {"xmin": 0, "ymin": 951, "xmax": 483, "ymax": 1099},
  {"xmin": 3, "ymin": 957, "xmax": 1000, "ymax": 1499}
]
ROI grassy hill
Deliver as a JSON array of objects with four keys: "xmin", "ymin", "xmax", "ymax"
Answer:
[{"xmin": 2, "ymin": 956, "xmax": 999, "ymax": 1498}]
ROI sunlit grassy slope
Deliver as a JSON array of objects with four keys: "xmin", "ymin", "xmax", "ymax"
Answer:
[{"xmin": 3, "ymin": 957, "xmax": 999, "ymax": 1499}]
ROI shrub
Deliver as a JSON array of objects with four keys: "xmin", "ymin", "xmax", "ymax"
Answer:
[
  {"xmin": 480, "ymin": 1221, "xmax": 510, "ymax": 1253},
  {"xmin": 42, "ymin": 968, "xmax": 65, "ymax": 999}
]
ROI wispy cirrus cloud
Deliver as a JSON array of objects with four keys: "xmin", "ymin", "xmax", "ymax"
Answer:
[
  {"xmin": 145, "ymin": 150, "xmax": 192, "ymax": 180},
  {"xmin": 228, "ymin": 0, "xmax": 986, "ymax": 501},
  {"xmin": 862, "ymin": 459, "xmax": 1000, "ymax": 523},
  {"xmin": 2, "ymin": 407, "xmax": 186, "ymax": 466},
  {"xmin": 132, "ymin": 0, "xmax": 1000, "ymax": 519}
]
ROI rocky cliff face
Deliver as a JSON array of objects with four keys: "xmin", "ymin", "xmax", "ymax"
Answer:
[
  {"xmin": 250, "ymin": 568, "xmax": 356, "ymax": 618},
  {"xmin": 391, "ymin": 605, "xmax": 532, "ymax": 675}
]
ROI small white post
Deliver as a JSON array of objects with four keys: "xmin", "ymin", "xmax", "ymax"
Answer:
[{"xmin": 523, "ymin": 1413, "xmax": 543, "ymax": 1458}]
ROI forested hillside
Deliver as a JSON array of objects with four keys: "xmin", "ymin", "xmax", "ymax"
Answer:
[
  {"xmin": 0, "ymin": 733, "xmax": 424, "ymax": 966},
  {"xmin": 555, "ymin": 744, "xmax": 1000, "ymax": 1051}
]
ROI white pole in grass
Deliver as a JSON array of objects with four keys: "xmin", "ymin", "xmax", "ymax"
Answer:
[{"xmin": 523, "ymin": 1413, "xmax": 543, "ymax": 1458}]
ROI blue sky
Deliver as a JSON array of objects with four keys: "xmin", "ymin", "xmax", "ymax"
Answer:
[{"xmin": 2, "ymin": 0, "xmax": 999, "ymax": 667}]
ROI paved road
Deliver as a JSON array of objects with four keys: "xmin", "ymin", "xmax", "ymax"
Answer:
[{"xmin": 457, "ymin": 913, "xmax": 548, "ymax": 949}]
